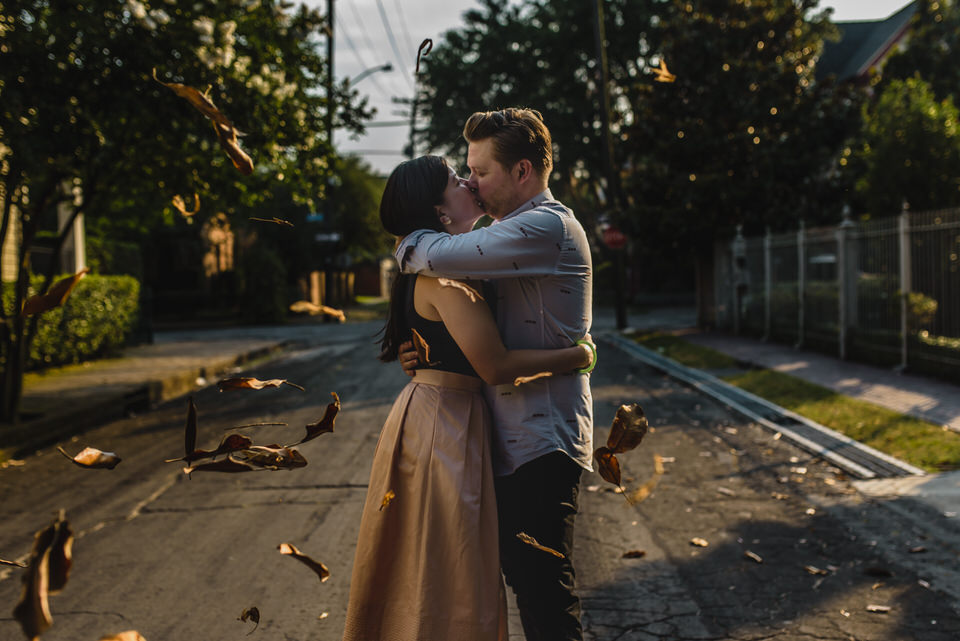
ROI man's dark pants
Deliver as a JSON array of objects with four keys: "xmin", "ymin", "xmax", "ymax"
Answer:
[{"xmin": 495, "ymin": 451, "xmax": 583, "ymax": 641}]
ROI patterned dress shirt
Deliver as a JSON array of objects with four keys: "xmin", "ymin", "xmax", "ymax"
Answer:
[{"xmin": 395, "ymin": 189, "xmax": 594, "ymax": 476}]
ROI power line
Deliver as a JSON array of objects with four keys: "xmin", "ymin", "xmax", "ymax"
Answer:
[
  {"xmin": 345, "ymin": 0, "xmax": 410, "ymax": 98},
  {"xmin": 390, "ymin": 0, "xmax": 419, "ymax": 62},
  {"xmin": 335, "ymin": 12, "xmax": 392, "ymax": 99},
  {"xmin": 374, "ymin": 0, "xmax": 416, "ymax": 92}
]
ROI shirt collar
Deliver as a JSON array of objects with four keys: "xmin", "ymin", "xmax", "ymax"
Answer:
[{"xmin": 497, "ymin": 189, "xmax": 555, "ymax": 223}]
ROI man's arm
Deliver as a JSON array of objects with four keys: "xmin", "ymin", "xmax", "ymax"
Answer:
[{"xmin": 395, "ymin": 211, "xmax": 566, "ymax": 279}]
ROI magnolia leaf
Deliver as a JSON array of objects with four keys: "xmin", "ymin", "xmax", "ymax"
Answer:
[
  {"xmin": 606, "ymin": 403, "xmax": 648, "ymax": 454},
  {"xmin": 653, "ymin": 59, "xmax": 676, "ymax": 83},
  {"xmin": 13, "ymin": 510, "xmax": 73, "ymax": 640},
  {"xmin": 249, "ymin": 216, "xmax": 293, "ymax": 227},
  {"xmin": 415, "ymin": 38, "xmax": 433, "ymax": 74},
  {"xmin": 218, "ymin": 377, "xmax": 305, "ymax": 392},
  {"xmin": 593, "ymin": 446, "xmax": 621, "ymax": 486},
  {"xmin": 172, "ymin": 193, "xmax": 200, "ymax": 217},
  {"xmin": 98, "ymin": 632, "xmax": 147, "ymax": 641},
  {"xmin": 437, "ymin": 278, "xmax": 484, "ymax": 303},
  {"xmin": 57, "ymin": 446, "xmax": 121, "ymax": 470},
  {"xmin": 21, "ymin": 268, "xmax": 89, "ymax": 317},
  {"xmin": 237, "ymin": 445, "xmax": 307, "ymax": 470},
  {"xmin": 516, "ymin": 532, "xmax": 565, "ymax": 559},
  {"xmin": 278, "ymin": 542, "xmax": 330, "ymax": 582},
  {"xmin": 290, "ymin": 392, "xmax": 341, "ymax": 446},
  {"xmin": 411, "ymin": 328, "xmax": 438, "ymax": 366},
  {"xmin": 239, "ymin": 607, "xmax": 260, "ymax": 634},
  {"xmin": 288, "ymin": 301, "xmax": 346, "ymax": 322},
  {"xmin": 1, "ymin": 557, "xmax": 27, "ymax": 567},
  {"xmin": 183, "ymin": 454, "xmax": 262, "ymax": 475},
  {"xmin": 514, "ymin": 372, "xmax": 552, "ymax": 386},
  {"xmin": 215, "ymin": 121, "xmax": 255, "ymax": 175},
  {"xmin": 167, "ymin": 433, "xmax": 254, "ymax": 464},
  {"xmin": 379, "ymin": 490, "xmax": 396, "ymax": 511}
]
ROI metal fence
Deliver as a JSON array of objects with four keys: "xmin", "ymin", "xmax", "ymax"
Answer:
[{"xmin": 714, "ymin": 206, "xmax": 960, "ymax": 381}]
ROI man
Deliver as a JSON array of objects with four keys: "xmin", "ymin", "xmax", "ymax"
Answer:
[{"xmin": 394, "ymin": 108, "xmax": 594, "ymax": 641}]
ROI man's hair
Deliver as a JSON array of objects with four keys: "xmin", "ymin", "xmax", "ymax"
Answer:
[{"xmin": 462, "ymin": 108, "xmax": 553, "ymax": 177}]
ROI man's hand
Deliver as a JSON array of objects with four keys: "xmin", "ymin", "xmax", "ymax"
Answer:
[{"xmin": 398, "ymin": 340, "xmax": 419, "ymax": 377}]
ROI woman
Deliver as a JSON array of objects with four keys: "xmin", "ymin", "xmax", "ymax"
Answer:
[{"xmin": 342, "ymin": 156, "xmax": 594, "ymax": 641}]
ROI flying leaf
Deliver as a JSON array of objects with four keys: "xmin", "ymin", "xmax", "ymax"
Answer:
[
  {"xmin": 291, "ymin": 392, "xmax": 340, "ymax": 446},
  {"xmin": 593, "ymin": 446, "xmax": 621, "ymax": 486},
  {"xmin": 98, "ymin": 633, "xmax": 147, "ymax": 641},
  {"xmin": 606, "ymin": 403, "xmax": 649, "ymax": 453},
  {"xmin": 516, "ymin": 532, "xmax": 565, "ymax": 559},
  {"xmin": 288, "ymin": 301, "xmax": 346, "ymax": 322},
  {"xmin": 237, "ymin": 445, "xmax": 307, "ymax": 470},
  {"xmin": 172, "ymin": 193, "xmax": 200, "ymax": 218},
  {"xmin": 690, "ymin": 537, "xmax": 709, "ymax": 547},
  {"xmin": 13, "ymin": 510, "xmax": 73, "ymax": 641},
  {"xmin": 239, "ymin": 607, "xmax": 260, "ymax": 634},
  {"xmin": 166, "ymin": 433, "xmax": 254, "ymax": 464},
  {"xmin": 866, "ymin": 604, "xmax": 891, "ymax": 613},
  {"xmin": 57, "ymin": 446, "xmax": 121, "ymax": 470},
  {"xmin": 183, "ymin": 454, "xmax": 262, "ymax": 475},
  {"xmin": 379, "ymin": 490, "xmax": 396, "ymax": 511},
  {"xmin": 249, "ymin": 216, "xmax": 293, "ymax": 227},
  {"xmin": 514, "ymin": 372, "xmax": 552, "ymax": 386},
  {"xmin": 415, "ymin": 38, "xmax": 433, "ymax": 73},
  {"xmin": 743, "ymin": 550, "xmax": 763, "ymax": 563},
  {"xmin": 653, "ymin": 58, "xmax": 676, "ymax": 83},
  {"xmin": 1, "ymin": 558, "xmax": 26, "ymax": 568},
  {"xmin": 278, "ymin": 542, "xmax": 330, "ymax": 582},
  {"xmin": 21, "ymin": 268, "xmax": 89, "ymax": 317},
  {"xmin": 411, "ymin": 328, "xmax": 438, "ymax": 366},
  {"xmin": 437, "ymin": 278, "xmax": 484, "ymax": 303},
  {"xmin": 626, "ymin": 454, "xmax": 665, "ymax": 505},
  {"xmin": 218, "ymin": 377, "xmax": 306, "ymax": 392},
  {"xmin": 228, "ymin": 422, "xmax": 288, "ymax": 430},
  {"xmin": 214, "ymin": 121, "xmax": 255, "ymax": 175}
]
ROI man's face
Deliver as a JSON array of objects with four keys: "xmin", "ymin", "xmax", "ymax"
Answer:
[{"xmin": 466, "ymin": 138, "xmax": 519, "ymax": 220}]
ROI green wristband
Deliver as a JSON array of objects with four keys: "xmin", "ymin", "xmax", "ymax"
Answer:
[{"xmin": 575, "ymin": 339, "xmax": 597, "ymax": 374}]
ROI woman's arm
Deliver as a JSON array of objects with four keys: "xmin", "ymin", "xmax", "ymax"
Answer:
[{"xmin": 419, "ymin": 277, "xmax": 592, "ymax": 386}]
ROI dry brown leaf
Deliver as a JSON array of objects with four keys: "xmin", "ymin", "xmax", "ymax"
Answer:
[
  {"xmin": 172, "ymin": 193, "xmax": 200, "ymax": 217},
  {"xmin": 516, "ymin": 532, "xmax": 565, "ymax": 559},
  {"xmin": 218, "ymin": 377, "xmax": 305, "ymax": 392},
  {"xmin": 593, "ymin": 446, "xmax": 621, "ymax": 486},
  {"xmin": 690, "ymin": 537, "xmax": 709, "ymax": 547},
  {"xmin": 291, "ymin": 392, "xmax": 340, "ymax": 446},
  {"xmin": 182, "ymin": 454, "xmax": 262, "ymax": 475},
  {"xmin": 215, "ymin": 120, "xmax": 255, "ymax": 175},
  {"xmin": 415, "ymin": 38, "xmax": 433, "ymax": 73},
  {"xmin": 237, "ymin": 445, "xmax": 307, "ymax": 470},
  {"xmin": 57, "ymin": 446, "xmax": 121, "ymax": 470},
  {"xmin": 317, "ymin": 612, "xmax": 329, "ymax": 620},
  {"xmin": 653, "ymin": 58, "xmax": 677, "ymax": 83},
  {"xmin": 437, "ymin": 278, "xmax": 484, "ymax": 303},
  {"xmin": 743, "ymin": 550, "xmax": 763, "ymax": 563},
  {"xmin": 771, "ymin": 492, "xmax": 789, "ymax": 500},
  {"xmin": 98, "ymin": 633, "xmax": 147, "ymax": 641},
  {"xmin": 866, "ymin": 604, "xmax": 891, "ymax": 613},
  {"xmin": 1, "ymin": 557, "xmax": 26, "ymax": 568},
  {"xmin": 167, "ymin": 433, "xmax": 254, "ymax": 464},
  {"xmin": 804, "ymin": 565, "xmax": 829, "ymax": 575},
  {"xmin": 13, "ymin": 510, "xmax": 73, "ymax": 641},
  {"xmin": 625, "ymin": 454, "xmax": 665, "ymax": 505},
  {"xmin": 278, "ymin": 542, "xmax": 330, "ymax": 582},
  {"xmin": 288, "ymin": 301, "xmax": 346, "ymax": 322},
  {"xmin": 249, "ymin": 216, "xmax": 294, "ymax": 227},
  {"xmin": 239, "ymin": 607, "xmax": 260, "ymax": 634},
  {"xmin": 607, "ymin": 404, "xmax": 649, "ymax": 454},
  {"xmin": 514, "ymin": 372, "xmax": 552, "ymax": 386},
  {"xmin": 410, "ymin": 328, "xmax": 438, "ymax": 366},
  {"xmin": 379, "ymin": 490, "xmax": 396, "ymax": 511},
  {"xmin": 621, "ymin": 549, "xmax": 646, "ymax": 559},
  {"xmin": 21, "ymin": 268, "xmax": 89, "ymax": 317}
]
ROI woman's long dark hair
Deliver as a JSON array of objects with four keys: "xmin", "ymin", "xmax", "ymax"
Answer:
[{"xmin": 378, "ymin": 155, "xmax": 449, "ymax": 362}]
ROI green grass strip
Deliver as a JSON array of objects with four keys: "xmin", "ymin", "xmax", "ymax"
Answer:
[{"xmin": 634, "ymin": 331, "xmax": 738, "ymax": 370}]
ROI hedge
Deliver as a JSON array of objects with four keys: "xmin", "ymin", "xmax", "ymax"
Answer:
[{"xmin": 2, "ymin": 274, "xmax": 140, "ymax": 370}]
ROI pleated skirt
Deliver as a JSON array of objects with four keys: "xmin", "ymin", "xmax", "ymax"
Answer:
[{"xmin": 342, "ymin": 369, "xmax": 507, "ymax": 641}]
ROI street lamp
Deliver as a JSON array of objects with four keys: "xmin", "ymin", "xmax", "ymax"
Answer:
[{"xmin": 351, "ymin": 62, "xmax": 393, "ymax": 85}]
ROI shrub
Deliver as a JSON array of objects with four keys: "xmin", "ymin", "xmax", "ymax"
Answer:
[{"xmin": 237, "ymin": 244, "xmax": 287, "ymax": 324}]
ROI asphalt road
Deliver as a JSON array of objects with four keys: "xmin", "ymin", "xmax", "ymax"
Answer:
[{"xmin": 2, "ymin": 323, "xmax": 959, "ymax": 641}]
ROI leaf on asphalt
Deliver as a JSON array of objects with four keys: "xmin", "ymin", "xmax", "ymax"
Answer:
[
  {"xmin": 237, "ymin": 445, "xmax": 307, "ymax": 470},
  {"xmin": 415, "ymin": 38, "xmax": 433, "ymax": 74},
  {"xmin": 652, "ymin": 58, "xmax": 676, "ymax": 83},
  {"xmin": 690, "ymin": 537, "xmax": 709, "ymax": 547},
  {"xmin": 288, "ymin": 301, "xmax": 346, "ymax": 322},
  {"xmin": 437, "ymin": 278, "xmax": 484, "ymax": 303},
  {"xmin": 804, "ymin": 565, "xmax": 829, "ymax": 575},
  {"xmin": 909, "ymin": 545, "xmax": 927, "ymax": 554},
  {"xmin": 249, "ymin": 216, "xmax": 294, "ymax": 227},
  {"xmin": 218, "ymin": 377, "xmax": 306, "ymax": 392},
  {"xmin": 98, "ymin": 632, "xmax": 147, "ymax": 641},
  {"xmin": 622, "ymin": 549, "xmax": 646, "ymax": 559},
  {"xmin": 411, "ymin": 328, "xmax": 438, "ymax": 366},
  {"xmin": 625, "ymin": 454, "xmax": 665, "ymax": 505},
  {"xmin": 379, "ymin": 490, "xmax": 396, "ymax": 511},
  {"xmin": 593, "ymin": 446, "xmax": 621, "ymax": 486},
  {"xmin": 514, "ymin": 372, "xmax": 552, "ymax": 386},
  {"xmin": 172, "ymin": 193, "xmax": 200, "ymax": 218},
  {"xmin": 13, "ymin": 510, "xmax": 73, "ymax": 641},
  {"xmin": 743, "ymin": 550, "xmax": 763, "ymax": 563},
  {"xmin": 167, "ymin": 433, "xmax": 254, "ymax": 464},
  {"xmin": 57, "ymin": 446, "xmax": 121, "ymax": 470},
  {"xmin": 182, "ymin": 454, "xmax": 261, "ymax": 475},
  {"xmin": 278, "ymin": 543, "xmax": 330, "ymax": 582},
  {"xmin": 516, "ymin": 532, "xmax": 565, "ymax": 559},
  {"xmin": 21, "ymin": 268, "xmax": 89, "ymax": 317},
  {"xmin": 866, "ymin": 604, "xmax": 891, "ymax": 613},
  {"xmin": 717, "ymin": 486, "xmax": 736, "ymax": 497},
  {"xmin": 1, "ymin": 557, "xmax": 26, "ymax": 568},
  {"xmin": 291, "ymin": 392, "xmax": 341, "ymax": 446},
  {"xmin": 239, "ymin": 607, "xmax": 260, "ymax": 634},
  {"xmin": 153, "ymin": 68, "xmax": 254, "ymax": 175},
  {"xmin": 771, "ymin": 492, "xmax": 789, "ymax": 500}
]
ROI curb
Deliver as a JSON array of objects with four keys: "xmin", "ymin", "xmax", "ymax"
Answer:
[{"xmin": 0, "ymin": 340, "xmax": 292, "ymax": 459}]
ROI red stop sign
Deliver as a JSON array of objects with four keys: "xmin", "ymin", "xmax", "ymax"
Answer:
[{"xmin": 603, "ymin": 226, "xmax": 628, "ymax": 250}]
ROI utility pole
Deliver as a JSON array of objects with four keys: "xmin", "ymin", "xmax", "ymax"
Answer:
[
  {"xmin": 591, "ymin": 0, "xmax": 628, "ymax": 330},
  {"xmin": 326, "ymin": 0, "xmax": 335, "ymax": 148}
]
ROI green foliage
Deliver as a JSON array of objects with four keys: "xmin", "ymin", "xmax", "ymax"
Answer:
[
  {"xmin": 237, "ymin": 243, "xmax": 287, "ymax": 324},
  {"xmin": 331, "ymin": 156, "xmax": 392, "ymax": 262},
  {"xmin": 633, "ymin": 331, "xmax": 738, "ymax": 370},
  {"xmin": 881, "ymin": 0, "xmax": 960, "ymax": 103},
  {"xmin": 86, "ymin": 237, "xmax": 144, "ymax": 279},
  {"xmin": 1, "ymin": 275, "xmax": 140, "ymax": 370},
  {"xmin": 852, "ymin": 76, "xmax": 960, "ymax": 216}
]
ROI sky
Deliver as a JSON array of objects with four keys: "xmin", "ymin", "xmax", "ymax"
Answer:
[{"xmin": 307, "ymin": 0, "xmax": 916, "ymax": 176}]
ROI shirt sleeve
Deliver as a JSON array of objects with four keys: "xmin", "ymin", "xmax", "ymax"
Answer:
[{"xmin": 393, "ymin": 211, "xmax": 566, "ymax": 279}]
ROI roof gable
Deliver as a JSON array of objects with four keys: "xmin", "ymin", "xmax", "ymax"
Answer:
[{"xmin": 818, "ymin": 1, "xmax": 919, "ymax": 81}]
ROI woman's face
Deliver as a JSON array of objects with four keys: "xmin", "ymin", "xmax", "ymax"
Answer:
[{"xmin": 436, "ymin": 167, "xmax": 484, "ymax": 234}]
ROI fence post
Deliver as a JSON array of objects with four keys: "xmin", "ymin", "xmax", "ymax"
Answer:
[
  {"xmin": 763, "ymin": 228, "xmax": 772, "ymax": 341},
  {"xmin": 898, "ymin": 201, "xmax": 911, "ymax": 371},
  {"xmin": 796, "ymin": 220, "xmax": 805, "ymax": 349},
  {"xmin": 837, "ymin": 205, "xmax": 854, "ymax": 360}
]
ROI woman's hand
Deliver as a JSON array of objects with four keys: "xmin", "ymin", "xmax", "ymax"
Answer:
[{"xmin": 398, "ymin": 340, "xmax": 419, "ymax": 377}]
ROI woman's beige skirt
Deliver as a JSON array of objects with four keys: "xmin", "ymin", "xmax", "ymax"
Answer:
[{"xmin": 342, "ymin": 369, "xmax": 507, "ymax": 641}]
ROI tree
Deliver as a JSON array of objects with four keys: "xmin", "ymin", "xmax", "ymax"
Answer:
[
  {"xmin": 852, "ymin": 76, "xmax": 960, "ymax": 216},
  {"xmin": 881, "ymin": 0, "xmax": 960, "ymax": 103},
  {"xmin": 0, "ymin": 0, "xmax": 371, "ymax": 422}
]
